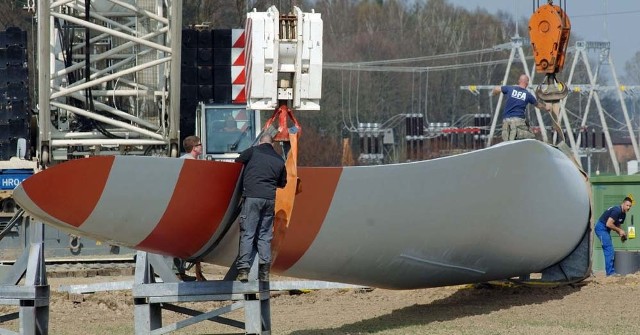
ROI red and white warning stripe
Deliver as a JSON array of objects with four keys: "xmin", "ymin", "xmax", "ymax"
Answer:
[
  {"xmin": 231, "ymin": 48, "xmax": 245, "ymax": 67},
  {"xmin": 231, "ymin": 66, "xmax": 245, "ymax": 85},
  {"xmin": 231, "ymin": 28, "xmax": 247, "ymax": 104},
  {"xmin": 232, "ymin": 29, "xmax": 245, "ymax": 48},
  {"xmin": 232, "ymin": 84, "xmax": 246, "ymax": 103},
  {"xmin": 244, "ymin": 19, "xmax": 253, "ymax": 106}
]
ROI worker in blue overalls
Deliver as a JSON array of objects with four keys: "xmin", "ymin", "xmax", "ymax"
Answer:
[{"xmin": 595, "ymin": 197, "xmax": 632, "ymax": 276}]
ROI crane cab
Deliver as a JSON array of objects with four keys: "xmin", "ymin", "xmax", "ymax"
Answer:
[{"xmin": 195, "ymin": 103, "xmax": 261, "ymax": 161}]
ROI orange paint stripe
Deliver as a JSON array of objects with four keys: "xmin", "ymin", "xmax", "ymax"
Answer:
[
  {"xmin": 272, "ymin": 167, "xmax": 343, "ymax": 272},
  {"xmin": 271, "ymin": 133, "xmax": 299, "ymax": 263},
  {"xmin": 136, "ymin": 161, "xmax": 242, "ymax": 258},
  {"xmin": 22, "ymin": 156, "xmax": 114, "ymax": 228}
]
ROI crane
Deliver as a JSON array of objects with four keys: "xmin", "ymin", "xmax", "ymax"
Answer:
[
  {"xmin": 529, "ymin": 0, "xmax": 571, "ymax": 141},
  {"xmin": 529, "ymin": 0, "xmax": 571, "ymax": 102}
]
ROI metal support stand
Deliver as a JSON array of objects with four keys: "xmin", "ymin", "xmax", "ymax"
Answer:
[
  {"xmin": 0, "ymin": 218, "xmax": 49, "ymax": 335},
  {"xmin": 132, "ymin": 251, "xmax": 271, "ymax": 334}
]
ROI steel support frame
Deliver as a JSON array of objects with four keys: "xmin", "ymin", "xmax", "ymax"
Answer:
[
  {"xmin": 132, "ymin": 251, "xmax": 271, "ymax": 335},
  {"xmin": 568, "ymin": 41, "xmax": 639, "ymax": 175},
  {"xmin": 566, "ymin": 43, "xmax": 618, "ymax": 174},
  {"xmin": 37, "ymin": 0, "xmax": 181, "ymax": 163},
  {"xmin": 0, "ymin": 219, "xmax": 49, "ymax": 335}
]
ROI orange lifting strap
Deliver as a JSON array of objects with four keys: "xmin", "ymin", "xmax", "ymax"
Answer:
[
  {"xmin": 528, "ymin": 1, "xmax": 571, "ymax": 74},
  {"xmin": 263, "ymin": 103, "xmax": 302, "ymax": 142}
]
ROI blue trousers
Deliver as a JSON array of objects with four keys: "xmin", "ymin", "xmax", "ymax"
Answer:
[
  {"xmin": 236, "ymin": 197, "xmax": 275, "ymax": 270},
  {"xmin": 595, "ymin": 221, "xmax": 616, "ymax": 276}
]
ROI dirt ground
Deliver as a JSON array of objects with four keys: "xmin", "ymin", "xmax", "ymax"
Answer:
[{"xmin": 2, "ymin": 264, "xmax": 640, "ymax": 335}]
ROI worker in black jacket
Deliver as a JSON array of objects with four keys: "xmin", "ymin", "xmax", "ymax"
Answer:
[{"xmin": 234, "ymin": 134, "xmax": 287, "ymax": 281}]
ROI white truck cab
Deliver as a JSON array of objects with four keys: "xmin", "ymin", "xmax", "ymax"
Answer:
[{"xmin": 195, "ymin": 102, "xmax": 261, "ymax": 161}]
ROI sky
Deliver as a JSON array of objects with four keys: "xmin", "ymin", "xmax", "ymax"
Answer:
[{"xmin": 445, "ymin": 0, "xmax": 640, "ymax": 78}]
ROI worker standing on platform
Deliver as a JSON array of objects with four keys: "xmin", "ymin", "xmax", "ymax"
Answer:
[
  {"xmin": 177, "ymin": 135, "xmax": 206, "ymax": 281},
  {"xmin": 595, "ymin": 197, "xmax": 632, "ymax": 276},
  {"xmin": 234, "ymin": 134, "xmax": 287, "ymax": 282},
  {"xmin": 492, "ymin": 74, "xmax": 549, "ymax": 142}
]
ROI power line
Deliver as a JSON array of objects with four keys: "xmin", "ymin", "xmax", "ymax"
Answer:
[
  {"xmin": 572, "ymin": 9, "xmax": 640, "ymax": 19},
  {"xmin": 337, "ymin": 47, "xmax": 500, "ymax": 66},
  {"xmin": 324, "ymin": 57, "xmax": 529, "ymax": 73}
]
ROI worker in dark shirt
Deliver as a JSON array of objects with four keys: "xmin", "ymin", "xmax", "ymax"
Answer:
[
  {"xmin": 234, "ymin": 134, "xmax": 287, "ymax": 282},
  {"xmin": 492, "ymin": 74, "xmax": 549, "ymax": 141},
  {"xmin": 595, "ymin": 197, "xmax": 632, "ymax": 276}
]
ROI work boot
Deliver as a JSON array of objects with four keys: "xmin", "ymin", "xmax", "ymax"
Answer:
[
  {"xmin": 258, "ymin": 263, "xmax": 270, "ymax": 281},
  {"xmin": 237, "ymin": 269, "xmax": 249, "ymax": 282}
]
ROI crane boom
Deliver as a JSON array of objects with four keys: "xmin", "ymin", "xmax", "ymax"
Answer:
[{"xmin": 245, "ymin": 6, "xmax": 322, "ymax": 142}]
